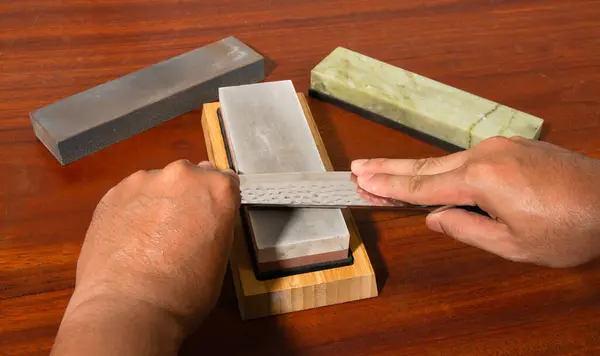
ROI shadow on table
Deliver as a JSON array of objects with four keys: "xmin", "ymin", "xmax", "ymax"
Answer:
[
  {"xmin": 243, "ymin": 41, "xmax": 277, "ymax": 78},
  {"xmin": 306, "ymin": 96, "xmax": 389, "ymax": 294},
  {"xmin": 350, "ymin": 211, "xmax": 389, "ymax": 293},
  {"xmin": 179, "ymin": 269, "xmax": 301, "ymax": 355},
  {"xmin": 180, "ymin": 96, "xmax": 395, "ymax": 355}
]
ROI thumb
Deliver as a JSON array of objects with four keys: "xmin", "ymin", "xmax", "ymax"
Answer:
[{"xmin": 426, "ymin": 208, "xmax": 522, "ymax": 260}]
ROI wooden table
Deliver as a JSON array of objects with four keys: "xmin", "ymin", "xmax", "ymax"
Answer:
[{"xmin": 2, "ymin": 1, "xmax": 600, "ymax": 354}]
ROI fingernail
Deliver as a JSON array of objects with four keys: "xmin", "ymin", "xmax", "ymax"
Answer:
[
  {"xmin": 198, "ymin": 161, "xmax": 214, "ymax": 167},
  {"xmin": 426, "ymin": 213, "xmax": 443, "ymax": 233},
  {"xmin": 351, "ymin": 159, "xmax": 368, "ymax": 173}
]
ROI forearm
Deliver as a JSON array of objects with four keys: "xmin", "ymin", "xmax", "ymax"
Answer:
[{"xmin": 51, "ymin": 293, "xmax": 186, "ymax": 356}]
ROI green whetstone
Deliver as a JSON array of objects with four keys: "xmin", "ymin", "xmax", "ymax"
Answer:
[{"xmin": 309, "ymin": 47, "xmax": 544, "ymax": 149}]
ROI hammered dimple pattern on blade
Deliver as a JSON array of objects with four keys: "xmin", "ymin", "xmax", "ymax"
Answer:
[{"xmin": 241, "ymin": 180, "xmax": 371, "ymax": 206}]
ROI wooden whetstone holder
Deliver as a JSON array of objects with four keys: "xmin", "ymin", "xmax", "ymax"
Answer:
[{"xmin": 201, "ymin": 92, "xmax": 378, "ymax": 320}]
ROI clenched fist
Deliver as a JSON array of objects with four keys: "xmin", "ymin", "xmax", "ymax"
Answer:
[
  {"xmin": 351, "ymin": 136, "xmax": 600, "ymax": 268},
  {"xmin": 52, "ymin": 160, "xmax": 240, "ymax": 356}
]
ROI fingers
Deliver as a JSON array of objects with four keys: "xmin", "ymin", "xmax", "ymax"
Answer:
[
  {"xmin": 355, "ymin": 186, "xmax": 398, "ymax": 206},
  {"xmin": 426, "ymin": 208, "xmax": 527, "ymax": 262},
  {"xmin": 196, "ymin": 160, "xmax": 239, "ymax": 183},
  {"xmin": 136, "ymin": 160, "xmax": 237, "ymax": 177},
  {"xmin": 356, "ymin": 168, "xmax": 475, "ymax": 206},
  {"xmin": 351, "ymin": 152, "xmax": 469, "ymax": 177},
  {"xmin": 123, "ymin": 160, "xmax": 239, "ymax": 188},
  {"xmin": 197, "ymin": 160, "xmax": 216, "ymax": 169},
  {"xmin": 164, "ymin": 159, "xmax": 238, "ymax": 180}
]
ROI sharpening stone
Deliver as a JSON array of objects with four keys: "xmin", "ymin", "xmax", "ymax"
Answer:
[
  {"xmin": 309, "ymin": 47, "xmax": 544, "ymax": 150},
  {"xmin": 218, "ymin": 80, "xmax": 351, "ymax": 274},
  {"xmin": 30, "ymin": 36, "xmax": 264, "ymax": 165}
]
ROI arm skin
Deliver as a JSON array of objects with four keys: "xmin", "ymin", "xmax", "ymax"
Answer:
[
  {"xmin": 351, "ymin": 136, "xmax": 600, "ymax": 268},
  {"xmin": 50, "ymin": 294, "xmax": 185, "ymax": 355},
  {"xmin": 51, "ymin": 160, "xmax": 240, "ymax": 356}
]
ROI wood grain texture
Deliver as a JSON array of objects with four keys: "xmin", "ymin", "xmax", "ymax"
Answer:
[
  {"xmin": 202, "ymin": 94, "xmax": 378, "ymax": 319},
  {"xmin": 2, "ymin": 0, "xmax": 600, "ymax": 354}
]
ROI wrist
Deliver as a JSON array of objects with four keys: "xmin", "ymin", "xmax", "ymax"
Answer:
[
  {"xmin": 51, "ymin": 290, "xmax": 187, "ymax": 356},
  {"xmin": 70, "ymin": 267, "xmax": 216, "ymax": 332}
]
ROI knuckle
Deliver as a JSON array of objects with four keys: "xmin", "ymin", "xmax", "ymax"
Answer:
[
  {"xmin": 128, "ymin": 170, "xmax": 148, "ymax": 182},
  {"xmin": 164, "ymin": 159, "xmax": 193, "ymax": 177},
  {"xmin": 211, "ymin": 173, "xmax": 237, "ymax": 194},
  {"xmin": 209, "ymin": 174, "xmax": 240, "ymax": 207},
  {"xmin": 464, "ymin": 160, "xmax": 497, "ymax": 183},
  {"xmin": 509, "ymin": 135, "xmax": 527, "ymax": 142},
  {"xmin": 407, "ymin": 174, "xmax": 424, "ymax": 194},
  {"xmin": 367, "ymin": 158, "xmax": 388, "ymax": 170},
  {"xmin": 169, "ymin": 159, "xmax": 191, "ymax": 170},
  {"xmin": 479, "ymin": 135, "xmax": 512, "ymax": 150},
  {"xmin": 412, "ymin": 157, "xmax": 436, "ymax": 175},
  {"xmin": 118, "ymin": 170, "xmax": 148, "ymax": 188}
]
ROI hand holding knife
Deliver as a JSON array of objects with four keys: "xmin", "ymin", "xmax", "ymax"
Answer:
[{"xmin": 238, "ymin": 171, "xmax": 488, "ymax": 215}]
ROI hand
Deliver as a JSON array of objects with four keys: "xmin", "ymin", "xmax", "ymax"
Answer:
[
  {"xmin": 51, "ymin": 160, "xmax": 240, "ymax": 355},
  {"xmin": 351, "ymin": 136, "xmax": 600, "ymax": 268}
]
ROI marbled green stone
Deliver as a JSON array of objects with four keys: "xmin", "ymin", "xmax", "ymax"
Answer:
[{"xmin": 310, "ymin": 47, "xmax": 544, "ymax": 148}]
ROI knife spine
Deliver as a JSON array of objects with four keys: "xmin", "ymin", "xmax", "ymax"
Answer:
[{"xmin": 216, "ymin": 108, "xmax": 237, "ymax": 172}]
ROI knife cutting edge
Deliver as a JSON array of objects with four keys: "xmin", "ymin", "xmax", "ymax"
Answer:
[{"xmin": 238, "ymin": 171, "xmax": 487, "ymax": 215}]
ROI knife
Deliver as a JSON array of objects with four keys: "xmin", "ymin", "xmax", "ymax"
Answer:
[{"xmin": 238, "ymin": 171, "xmax": 486, "ymax": 214}]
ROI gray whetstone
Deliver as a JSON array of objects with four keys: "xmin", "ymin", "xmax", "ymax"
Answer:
[
  {"xmin": 218, "ymin": 80, "xmax": 350, "ymax": 263},
  {"xmin": 30, "ymin": 36, "xmax": 265, "ymax": 165}
]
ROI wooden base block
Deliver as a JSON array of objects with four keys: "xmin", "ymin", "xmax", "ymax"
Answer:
[{"xmin": 201, "ymin": 92, "xmax": 378, "ymax": 320}]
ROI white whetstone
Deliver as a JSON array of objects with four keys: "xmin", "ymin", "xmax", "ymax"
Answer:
[{"xmin": 218, "ymin": 80, "xmax": 350, "ymax": 263}]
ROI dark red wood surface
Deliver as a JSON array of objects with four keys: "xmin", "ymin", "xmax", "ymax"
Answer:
[{"xmin": 2, "ymin": 1, "xmax": 600, "ymax": 354}]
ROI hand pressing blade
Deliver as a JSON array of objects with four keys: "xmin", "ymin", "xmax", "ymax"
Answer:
[{"xmin": 238, "ymin": 171, "xmax": 486, "ymax": 214}]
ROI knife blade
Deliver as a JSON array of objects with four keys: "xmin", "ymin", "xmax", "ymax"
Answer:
[{"xmin": 238, "ymin": 171, "xmax": 443, "ymax": 211}]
